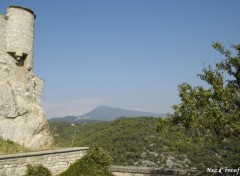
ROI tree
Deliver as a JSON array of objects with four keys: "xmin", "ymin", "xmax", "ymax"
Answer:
[{"xmin": 171, "ymin": 42, "xmax": 240, "ymax": 139}]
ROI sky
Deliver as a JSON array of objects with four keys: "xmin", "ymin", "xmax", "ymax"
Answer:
[{"xmin": 0, "ymin": 0, "xmax": 240, "ymax": 118}]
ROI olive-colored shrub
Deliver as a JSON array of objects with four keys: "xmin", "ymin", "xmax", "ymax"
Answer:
[
  {"xmin": 24, "ymin": 164, "xmax": 51, "ymax": 176},
  {"xmin": 60, "ymin": 147, "xmax": 113, "ymax": 176}
]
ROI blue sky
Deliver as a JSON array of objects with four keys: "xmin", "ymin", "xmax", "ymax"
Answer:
[{"xmin": 1, "ymin": 0, "xmax": 240, "ymax": 118}]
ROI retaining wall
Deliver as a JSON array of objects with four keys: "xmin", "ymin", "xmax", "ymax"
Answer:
[
  {"xmin": 111, "ymin": 166, "xmax": 205, "ymax": 176},
  {"xmin": 0, "ymin": 147, "xmax": 88, "ymax": 176},
  {"xmin": 0, "ymin": 149, "xmax": 206, "ymax": 176}
]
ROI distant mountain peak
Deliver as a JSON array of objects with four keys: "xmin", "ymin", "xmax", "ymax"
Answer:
[
  {"xmin": 49, "ymin": 105, "xmax": 166, "ymax": 123},
  {"xmin": 76, "ymin": 105, "xmax": 166, "ymax": 121}
]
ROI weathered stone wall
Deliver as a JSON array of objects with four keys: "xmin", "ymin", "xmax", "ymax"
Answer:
[
  {"xmin": 0, "ymin": 6, "xmax": 53, "ymax": 150},
  {"xmin": 0, "ymin": 14, "xmax": 6, "ymax": 55},
  {"xmin": 6, "ymin": 6, "xmax": 35, "ymax": 70},
  {"xmin": 110, "ymin": 166, "xmax": 205, "ymax": 176},
  {"xmin": 0, "ymin": 147, "xmax": 88, "ymax": 176},
  {"xmin": 0, "ymin": 149, "xmax": 206, "ymax": 176}
]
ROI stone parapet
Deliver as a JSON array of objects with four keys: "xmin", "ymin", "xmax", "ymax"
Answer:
[
  {"xmin": 0, "ymin": 147, "xmax": 88, "ymax": 176},
  {"xmin": 0, "ymin": 149, "xmax": 208, "ymax": 176},
  {"xmin": 110, "ymin": 166, "xmax": 205, "ymax": 176}
]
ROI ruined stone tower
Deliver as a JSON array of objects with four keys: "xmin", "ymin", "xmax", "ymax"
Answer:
[{"xmin": 0, "ymin": 6, "xmax": 53, "ymax": 149}]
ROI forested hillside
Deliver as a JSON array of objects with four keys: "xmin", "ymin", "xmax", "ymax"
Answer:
[{"xmin": 49, "ymin": 117, "xmax": 239, "ymax": 169}]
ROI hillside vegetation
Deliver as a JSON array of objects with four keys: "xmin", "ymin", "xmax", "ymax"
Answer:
[
  {"xmin": 0, "ymin": 138, "xmax": 30, "ymax": 154},
  {"xmin": 49, "ymin": 117, "xmax": 239, "ymax": 169}
]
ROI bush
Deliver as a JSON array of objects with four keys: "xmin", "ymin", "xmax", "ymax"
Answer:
[
  {"xmin": 60, "ymin": 147, "xmax": 113, "ymax": 176},
  {"xmin": 0, "ymin": 138, "xmax": 30, "ymax": 154},
  {"xmin": 24, "ymin": 164, "xmax": 51, "ymax": 176}
]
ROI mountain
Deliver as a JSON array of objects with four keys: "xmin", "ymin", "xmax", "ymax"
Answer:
[
  {"xmin": 76, "ymin": 105, "xmax": 166, "ymax": 121},
  {"xmin": 48, "ymin": 105, "xmax": 166, "ymax": 123}
]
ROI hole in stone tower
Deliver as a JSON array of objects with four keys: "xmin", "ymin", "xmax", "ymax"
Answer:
[
  {"xmin": 16, "ymin": 54, "xmax": 27, "ymax": 67},
  {"xmin": 7, "ymin": 52, "xmax": 27, "ymax": 67},
  {"xmin": 7, "ymin": 52, "xmax": 16, "ymax": 58}
]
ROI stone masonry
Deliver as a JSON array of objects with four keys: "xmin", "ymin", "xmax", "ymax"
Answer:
[
  {"xmin": 0, "ymin": 6, "xmax": 53, "ymax": 149},
  {"xmin": 110, "ymin": 166, "xmax": 205, "ymax": 176},
  {"xmin": 0, "ymin": 147, "xmax": 88, "ymax": 176}
]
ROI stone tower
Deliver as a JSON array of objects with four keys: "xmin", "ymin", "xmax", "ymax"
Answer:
[{"xmin": 0, "ymin": 6, "xmax": 53, "ymax": 149}]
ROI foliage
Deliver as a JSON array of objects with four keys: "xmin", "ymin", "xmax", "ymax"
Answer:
[
  {"xmin": 50, "ymin": 117, "xmax": 159, "ymax": 166},
  {"xmin": 83, "ymin": 146, "xmax": 113, "ymax": 166},
  {"xmin": 24, "ymin": 164, "xmax": 51, "ymax": 176},
  {"xmin": 156, "ymin": 117, "xmax": 171, "ymax": 135},
  {"xmin": 50, "ymin": 116, "xmax": 240, "ymax": 169},
  {"xmin": 60, "ymin": 147, "xmax": 113, "ymax": 176},
  {"xmin": 156, "ymin": 42, "xmax": 240, "ymax": 169},
  {"xmin": 0, "ymin": 138, "xmax": 30, "ymax": 154},
  {"xmin": 171, "ymin": 42, "xmax": 240, "ymax": 139},
  {"xmin": 157, "ymin": 118, "xmax": 240, "ymax": 169}
]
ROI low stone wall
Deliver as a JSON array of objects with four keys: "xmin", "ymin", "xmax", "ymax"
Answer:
[
  {"xmin": 0, "ymin": 147, "xmax": 88, "ymax": 176},
  {"xmin": 0, "ymin": 149, "xmax": 206, "ymax": 176},
  {"xmin": 111, "ymin": 166, "xmax": 205, "ymax": 176}
]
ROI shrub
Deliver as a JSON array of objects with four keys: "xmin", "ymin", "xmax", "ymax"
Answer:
[
  {"xmin": 24, "ymin": 164, "xmax": 51, "ymax": 176},
  {"xmin": 60, "ymin": 147, "xmax": 113, "ymax": 176},
  {"xmin": 0, "ymin": 138, "xmax": 30, "ymax": 154}
]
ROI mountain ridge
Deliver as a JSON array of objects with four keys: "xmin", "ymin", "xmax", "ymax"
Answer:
[{"xmin": 48, "ymin": 105, "xmax": 166, "ymax": 123}]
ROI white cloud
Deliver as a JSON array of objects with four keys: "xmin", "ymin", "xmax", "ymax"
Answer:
[{"xmin": 42, "ymin": 98, "xmax": 104, "ymax": 119}]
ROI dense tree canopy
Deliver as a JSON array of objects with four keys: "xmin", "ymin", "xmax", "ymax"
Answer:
[
  {"xmin": 170, "ymin": 43, "xmax": 240, "ymax": 139},
  {"xmin": 51, "ymin": 117, "xmax": 240, "ymax": 169}
]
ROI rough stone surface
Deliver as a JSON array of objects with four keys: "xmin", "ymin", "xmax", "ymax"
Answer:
[
  {"xmin": 0, "ymin": 147, "xmax": 88, "ymax": 176},
  {"xmin": 110, "ymin": 166, "xmax": 205, "ymax": 176},
  {"xmin": 0, "ymin": 6, "xmax": 53, "ymax": 149}
]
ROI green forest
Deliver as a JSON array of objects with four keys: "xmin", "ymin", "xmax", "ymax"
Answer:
[{"xmin": 49, "ymin": 116, "xmax": 239, "ymax": 170}]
